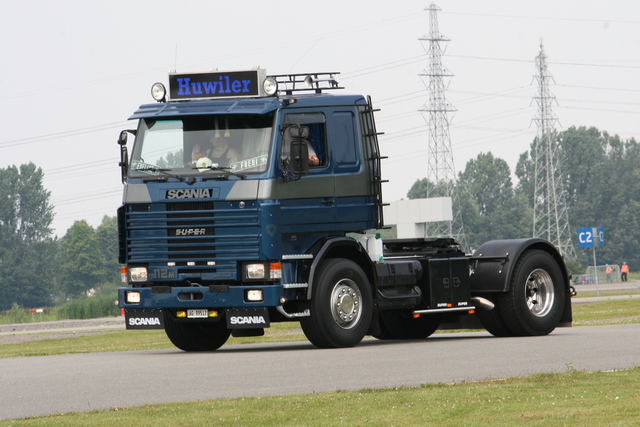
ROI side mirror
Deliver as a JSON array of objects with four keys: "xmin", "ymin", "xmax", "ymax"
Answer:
[
  {"xmin": 119, "ymin": 145, "xmax": 129, "ymax": 184},
  {"xmin": 117, "ymin": 130, "xmax": 130, "ymax": 184},
  {"xmin": 290, "ymin": 140, "xmax": 309, "ymax": 177},
  {"xmin": 118, "ymin": 130, "xmax": 128, "ymax": 146}
]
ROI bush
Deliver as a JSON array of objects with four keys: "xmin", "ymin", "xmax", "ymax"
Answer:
[
  {"xmin": 55, "ymin": 293, "xmax": 120, "ymax": 320},
  {"xmin": 6, "ymin": 303, "xmax": 30, "ymax": 323}
]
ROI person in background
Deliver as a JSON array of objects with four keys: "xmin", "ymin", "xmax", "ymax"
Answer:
[
  {"xmin": 620, "ymin": 262, "xmax": 629, "ymax": 282},
  {"xmin": 605, "ymin": 264, "xmax": 612, "ymax": 283}
]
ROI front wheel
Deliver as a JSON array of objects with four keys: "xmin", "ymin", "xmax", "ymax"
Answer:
[
  {"xmin": 300, "ymin": 258, "xmax": 373, "ymax": 348},
  {"xmin": 163, "ymin": 311, "xmax": 231, "ymax": 351},
  {"xmin": 498, "ymin": 249, "xmax": 566, "ymax": 336}
]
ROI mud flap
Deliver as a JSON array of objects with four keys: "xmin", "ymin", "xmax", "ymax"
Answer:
[
  {"xmin": 125, "ymin": 309, "xmax": 164, "ymax": 329},
  {"xmin": 226, "ymin": 308, "xmax": 270, "ymax": 329}
]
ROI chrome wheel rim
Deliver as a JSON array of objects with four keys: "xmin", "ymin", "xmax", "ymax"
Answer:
[
  {"xmin": 330, "ymin": 279, "xmax": 362, "ymax": 329},
  {"xmin": 525, "ymin": 268, "xmax": 555, "ymax": 317}
]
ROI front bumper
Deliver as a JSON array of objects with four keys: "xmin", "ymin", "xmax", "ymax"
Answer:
[{"xmin": 118, "ymin": 284, "xmax": 284, "ymax": 309}]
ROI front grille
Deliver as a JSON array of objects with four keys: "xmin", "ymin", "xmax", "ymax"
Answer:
[
  {"xmin": 167, "ymin": 202, "xmax": 217, "ymax": 258},
  {"xmin": 122, "ymin": 201, "xmax": 260, "ymax": 272}
]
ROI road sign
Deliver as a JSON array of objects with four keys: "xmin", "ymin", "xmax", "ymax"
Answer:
[
  {"xmin": 577, "ymin": 227, "xmax": 604, "ymax": 248},
  {"xmin": 577, "ymin": 227, "xmax": 595, "ymax": 248},
  {"xmin": 578, "ymin": 226, "xmax": 603, "ymax": 296},
  {"xmin": 597, "ymin": 227, "xmax": 604, "ymax": 246}
]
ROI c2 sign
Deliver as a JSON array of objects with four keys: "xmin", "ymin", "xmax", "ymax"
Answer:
[
  {"xmin": 577, "ymin": 227, "xmax": 595, "ymax": 248},
  {"xmin": 578, "ymin": 227, "xmax": 604, "ymax": 248}
]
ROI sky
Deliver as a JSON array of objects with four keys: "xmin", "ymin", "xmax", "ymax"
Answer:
[{"xmin": 2, "ymin": 0, "xmax": 640, "ymax": 237}]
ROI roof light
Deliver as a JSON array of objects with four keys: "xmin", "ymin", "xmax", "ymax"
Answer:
[
  {"xmin": 263, "ymin": 77, "xmax": 277, "ymax": 96},
  {"xmin": 151, "ymin": 82, "xmax": 166, "ymax": 102}
]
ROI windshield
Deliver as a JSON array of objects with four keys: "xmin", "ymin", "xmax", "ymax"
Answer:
[{"xmin": 129, "ymin": 113, "xmax": 274, "ymax": 178}]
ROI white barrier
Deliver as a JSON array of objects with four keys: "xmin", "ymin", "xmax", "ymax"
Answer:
[{"xmin": 383, "ymin": 197, "xmax": 453, "ymax": 239}]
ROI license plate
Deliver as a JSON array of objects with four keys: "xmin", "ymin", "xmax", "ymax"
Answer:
[{"xmin": 187, "ymin": 309, "xmax": 208, "ymax": 318}]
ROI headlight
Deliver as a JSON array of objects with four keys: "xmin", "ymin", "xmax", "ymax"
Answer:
[
  {"xmin": 129, "ymin": 267, "xmax": 148, "ymax": 282},
  {"xmin": 246, "ymin": 290, "xmax": 263, "ymax": 302},
  {"xmin": 244, "ymin": 261, "xmax": 282, "ymax": 281},
  {"xmin": 246, "ymin": 263, "xmax": 265, "ymax": 279},
  {"xmin": 126, "ymin": 291, "xmax": 141, "ymax": 304}
]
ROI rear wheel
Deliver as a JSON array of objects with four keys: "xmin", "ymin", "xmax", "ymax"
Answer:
[
  {"xmin": 498, "ymin": 249, "xmax": 565, "ymax": 336},
  {"xmin": 374, "ymin": 310, "xmax": 441, "ymax": 340},
  {"xmin": 300, "ymin": 258, "xmax": 373, "ymax": 348},
  {"xmin": 475, "ymin": 293, "xmax": 514, "ymax": 337},
  {"xmin": 163, "ymin": 311, "xmax": 230, "ymax": 351}
]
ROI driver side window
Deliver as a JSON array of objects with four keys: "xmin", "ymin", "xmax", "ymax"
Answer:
[{"xmin": 282, "ymin": 113, "xmax": 327, "ymax": 168}]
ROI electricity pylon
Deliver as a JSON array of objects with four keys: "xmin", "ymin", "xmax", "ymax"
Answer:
[
  {"xmin": 418, "ymin": 3, "xmax": 468, "ymax": 252},
  {"xmin": 531, "ymin": 40, "xmax": 576, "ymax": 260}
]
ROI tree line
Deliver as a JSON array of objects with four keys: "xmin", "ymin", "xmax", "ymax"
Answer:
[
  {"xmin": 0, "ymin": 163, "xmax": 119, "ymax": 310},
  {"xmin": 408, "ymin": 126, "xmax": 640, "ymax": 274}
]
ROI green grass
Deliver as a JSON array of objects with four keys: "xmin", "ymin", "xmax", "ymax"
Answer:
[
  {"xmin": 1, "ymin": 299, "xmax": 639, "ymax": 425},
  {"xmin": 0, "ymin": 322, "xmax": 306, "ymax": 358},
  {"xmin": 572, "ymin": 299, "xmax": 640, "ymax": 325},
  {"xmin": 2, "ymin": 368, "xmax": 639, "ymax": 426},
  {"xmin": 573, "ymin": 290, "xmax": 640, "ymax": 298}
]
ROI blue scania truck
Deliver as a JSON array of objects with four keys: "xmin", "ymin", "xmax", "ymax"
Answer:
[{"xmin": 116, "ymin": 69, "xmax": 572, "ymax": 351}]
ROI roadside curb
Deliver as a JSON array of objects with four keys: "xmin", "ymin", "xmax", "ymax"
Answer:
[
  {"xmin": 0, "ymin": 317, "xmax": 125, "ymax": 336},
  {"xmin": 571, "ymin": 294, "xmax": 640, "ymax": 305}
]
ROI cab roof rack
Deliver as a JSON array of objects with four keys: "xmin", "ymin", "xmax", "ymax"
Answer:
[{"xmin": 269, "ymin": 72, "xmax": 343, "ymax": 95}]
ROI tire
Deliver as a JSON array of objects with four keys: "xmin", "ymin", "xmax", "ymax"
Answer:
[
  {"xmin": 374, "ymin": 310, "xmax": 441, "ymax": 340},
  {"xmin": 498, "ymin": 249, "xmax": 565, "ymax": 336},
  {"xmin": 300, "ymin": 258, "xmax": 373, "ymax": 348},
  {"xmin": 475, "ymin": 293, "xmax": 514, "ymax": 337},
  {"xmin": 163, "ymin": 310, "xmax": 231, "ymax": 351}
]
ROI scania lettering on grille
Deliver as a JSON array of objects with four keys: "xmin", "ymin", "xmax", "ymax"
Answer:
[{"xmin": 166, "ymin": 189, "xmax": 212, "ymax": 199}]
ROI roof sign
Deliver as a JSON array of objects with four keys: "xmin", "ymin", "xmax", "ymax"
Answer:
[{"xmin": 168, "ymin": 69, "xmax": 266, "ymax": 100}]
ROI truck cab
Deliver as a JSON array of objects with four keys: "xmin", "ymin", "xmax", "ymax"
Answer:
[{"xmin": 117, "ymin": 69, "xmax": 572, "ymax": 351}]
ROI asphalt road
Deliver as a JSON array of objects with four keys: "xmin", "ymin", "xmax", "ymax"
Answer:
[{"xmin": 2, "ymin": 323, "xmax": 639, "ymax": 420}]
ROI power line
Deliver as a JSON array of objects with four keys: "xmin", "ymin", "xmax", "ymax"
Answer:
[
  {"xmin": 419, "ymin": 3, "xmax": 468, "ymax": 251},
  {"xmin": 0, "ymin": 122, "xmax": 129, "ymax": 148},
  {"xmin": 531, "ymin": 41, "xmax": 576, "ymax": 260},
  {"xmin": 3, "ymin": 52, "xmax": 637, "ymax": 152},
  {"xmin": 447, "ymin": 53, "xmax": 640, "ymax": 70},
  {"xmin": 442, "ymin": 10, "xmax": 640, "ymax": 25},
  {"xmin": 557, "ymin": 83, "xmax": 640, "ymax": 93},
  {"xmin": 52, "ymin": 189, "xmax": 121, "ymax": 206}
]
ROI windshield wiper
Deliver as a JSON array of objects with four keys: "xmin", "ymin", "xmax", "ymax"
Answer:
[
  {"xmin": 196, "ymin": 165, "xmax": 247, "ymax": 180},
  {"xmin": 135, "ymin": 166, "xmax": 185, "ymax": 181}
]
